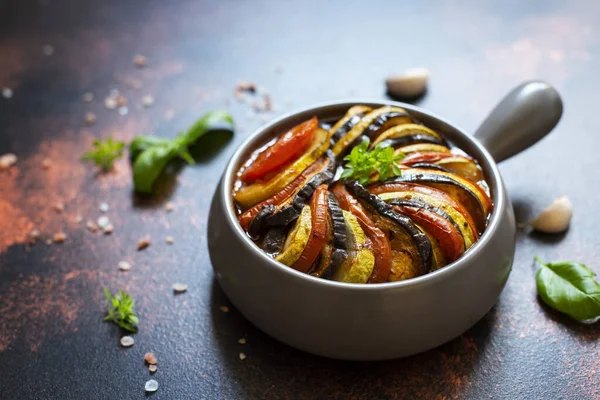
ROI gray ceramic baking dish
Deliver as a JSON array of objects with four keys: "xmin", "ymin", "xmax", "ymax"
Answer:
[{"xmin": 208, "ymin": 81, "xmax": 562, "ymax": 360}]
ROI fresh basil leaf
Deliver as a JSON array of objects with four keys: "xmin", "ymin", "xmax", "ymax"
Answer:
[
  {"xmin": 183, "ymin": 110, "xmax": 234, "ymax": 145},
  {"xmin": 535, "ymin": 257, "xmax": 600, "ymax": 321},
  {"xmin": 129, "ymin": 136, "xmax": 171, "ymax": 162},
  {"xmin": 133, "ymin": 141, "xmax": 181, "ymax": 193}
]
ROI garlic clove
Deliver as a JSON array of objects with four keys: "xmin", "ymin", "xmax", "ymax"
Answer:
[
  {"xmin": 385, "ymin": 68, "xmax": 429, "ymax": 98},
  {"xmin": 530, "ymin": 195, "xmax": 572, "ymax": 233}
]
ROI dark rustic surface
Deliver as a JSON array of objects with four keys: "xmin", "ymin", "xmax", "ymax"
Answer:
[{"xmin": 1, "ymin": 0, "xmax": 599, "ymax": 399}]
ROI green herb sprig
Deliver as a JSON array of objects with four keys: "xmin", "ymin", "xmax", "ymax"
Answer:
[
  {"xmin": 82, "ymin": 137, "xmax": 125, "ymax": 171},
  {"xmin": 340, "ymin": 138, "xmax": 404, "ymax": 185},
  {"xmin": 129, "ymin": 110, "xmax": 234, "ymax": 193},
  {"xmin": 104, "ymin": 287, "xmax": 139, "ymax": 332},
  {"xmin": 535, "ymin": 257, "xmax": 600, "ymax": 322}
]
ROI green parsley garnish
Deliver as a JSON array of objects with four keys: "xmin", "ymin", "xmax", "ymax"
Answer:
[
  {"xmin": 103, "ymin": 287, "xmax": 139, "ymax": 332},
  {"xmin": 82, "ymin": 137, "xmax": 125, "ymax": 171},
  {"xmin": 340, "ymin": 138, "xmax": 404, "ymax": 185}
]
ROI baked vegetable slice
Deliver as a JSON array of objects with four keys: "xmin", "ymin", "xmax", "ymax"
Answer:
[
  {"xmin": 332, "ymin": 106, "xmax": 413, "ymax": 156},
  {"xmin": 370, "ymin": 182, "xmax": 478, "ymax": 243},
  {"xmin": 330, "ymin": 182, "xmax": 392, "ymax": 283},
  {"xmin": 386, "ymin": 168, "xmax": 492, "ymax": 234},
  {"xmin": 396, "ymin": 143, "xmax": 451, "ymax": 154},
  {"xmin": 241, "ymin": 117, "xmax": 318, "ymax": 182},
  {"xmin": 332, "ymin": 210, "xmax": 375, "ymax": 283},
  {"xmin": 311, "ymin": 192, "xmax": 349, "ymax": 279},
  {"xmin": 275, "ymin": 206, "xmax": 312, "ymax": 266},
  {"xmin": 292, "ymin": 185, "xmax": 330, "ymax": 273},
  {"xmin": 265, "ymin": 151, "xmax": 335, "ymax": 227},
  {"xmin": 234, "ymin": 126, "xmax": 331, "ymax": 208},
  {"xmin": 346, "ymin": 180, "xmax": 433, "ymax": 280},
  {"xmin": 238, "ymin": 155, "xmax": 329, "ymax": 231},
  {"xmin": 330, "ymin": 106, "xmax": 372, "ymax": 144},
  {"xmin": 372, "ymin": 124, "xmax": 447, "ymax": 149}
]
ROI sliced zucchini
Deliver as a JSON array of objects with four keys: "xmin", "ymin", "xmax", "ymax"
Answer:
[
  {"xmin": 234, "ymin": 127, "xmax": 331, "ymax": 208},
  {"xmin": 330, "ymin": 106, "xmax": 372, "ymax": 144},
  {"xmin": 275, "ymin": 206, "xmax": 312, "ymax": 266},
  {"xmin": 332, "ymin": 211, "xmax": 375, "ymax": 284},
  {"xmin": 332, "ymin": 106, "xmax": 412, "ymax": 156},
  {"xmin": 396, "ymin": 143, "xmax": 450, "ymax": 154},
  {"xmin": 372, "ymin": 124, "xmax": 446, "ymax": 149},
  {"xmin": 436, "ymin": 156, "xmax": 484, "ymax": 182}
]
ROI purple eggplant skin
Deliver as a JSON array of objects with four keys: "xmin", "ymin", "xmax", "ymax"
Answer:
[
  {"xmin": 331, "ymin": 113, "xmax": 366, "ymax": 144},
  {"xmin": 363, "ymin": 111, "xmax": 414, "ymax": 140},
  {"xmin": 376, "ymin": 134, "xmax": 446, "ymax": 149},
  {"xmin": 262, "ymin": 226, "xmax": 288, "ymax": 255},
  {"xmin": 386, "ymin": 198, "xmax": 466, "ymax": 251},
  {"xmin": 249, "ymin": 205, "xmax": 276, "ymax": 240},
  {"xmin": 406, "ymin": 162, "xmax": 452, "ymax": 173},
  {"xmin": 388, "ymin": 171, "xmax": 487, "ymax": 234},
  {"xmin": 265, "ymin": 151, "xmax": 335, "ymax": 227},
  {"xmin": 345, "ymin": 180, "xmax": 433, "ymax": 274},
  {"xmin": 316, "ymin": 192, "xmax": 348, "ymax": 280}
]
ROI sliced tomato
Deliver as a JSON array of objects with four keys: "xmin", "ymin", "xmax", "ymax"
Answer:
[
  {"xmin": 238, "ymin": 157, "xmax": 324, "ymax": 230},
  {"xmin": 369, "ymin": 182, "xmax": 478, "ymax": 240},
  {"xmin": 292, "ymin": 185, "xmax": 329, "ymax": 273},
  {"xmin": 391, "ymin": 204, "xmax": 464, "ymax": 262},
  {"xmin": 241, "ymin": 117, "xmax": 318, "ymax": 182},
  {"xmin": 331, "ymin": 182, "xmax": 392, "ymax": 283}
]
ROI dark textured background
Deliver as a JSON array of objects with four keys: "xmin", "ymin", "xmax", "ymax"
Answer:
[{"xmin": 0, "ymin": 0, "xmax": 599, "ymax": 399}]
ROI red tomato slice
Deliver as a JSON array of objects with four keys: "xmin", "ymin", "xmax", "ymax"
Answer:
[{"xmin": 241, "ymin": 117, "xmax": 318, "ymax": 182}]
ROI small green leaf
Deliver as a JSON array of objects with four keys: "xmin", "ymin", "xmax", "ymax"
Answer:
[
  {"xmin": 183, "ymin": 110, "xmax": 235, "ymax": 145},
  {"xmin": 82, "ymin": 137, "xmax": 125, "ymax": 171},
  {"xmin": 535, "ymin": 257, "xmax": 600, "ymax": 321},
  {"xmin": 129, "ymin": 111, "xmax": 234, "ymax": 193},
  {"xmin": 104, "ymin": 287, "xmax": 139, "ymax": 333}
]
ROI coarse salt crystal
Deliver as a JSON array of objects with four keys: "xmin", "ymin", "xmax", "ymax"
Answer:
[
  {"xmin": 165, "ymin": 236, "xmax": 174, "ymax": 244},
  {"xmin": 118, "ymin": 106, "xmax": 128, "ymax": 116},
  {"xmin": 120, "ymin": 336, "xmax": 134, "ymax": 347},
  {"xmin": 165, "ymin": 202, "xmax": 175, "ymax": 212},
  {"xmin": 97, "ymin": 215, "xmax": 110, "ymax": 229},
  {"xmin": 99, "ymin": 202, "xmax": 109, "ymax": 212},
  {"xmin": 2, "ymin": 88, "xmax": 13, "ymax": 99},
  {"xmin": 145, "ymin": 379, "xmax": 158, "ymax": 392},
  {"xmin": 118, "ymin": 261, "xmax": 131, "ymax": 271},
  {"xmin": 0, "ymin": 153, "xmax": 17, "ymax": 169},
  {"xmin": 141, "ymin": 95, "xmax": 154, "ymax": 108},
  {"xmin": 149, "ymin": 365, "xmax": 157, "ymax": 373},
  {"xmin": 239, "ymin": 353, "xmax": 246, "ymax": 360},
  {"xmin": 104, "ymin": 97, "xmax": 117, "ymax": 110},
  {"xmin": 172, "ymin": 283, "xmax": 188, "ymax": 293}
]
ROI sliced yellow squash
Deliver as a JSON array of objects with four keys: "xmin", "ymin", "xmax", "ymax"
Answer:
[
  {"xmin": 332, "ymin": 106, "xmax": 411, "ymax": 156},
  {"xmin": 395, "ymin": 143, "xmax": 450, "ymax": 154},
  {"xmin": 332, "ymin": 211, "xmax": 374, "ymax": 283},
  {"xmin": 275, "ymin": 206, "xmax": 312, "ymax": 266},
  {"xmin": 436, "ymin": 156, "xmax": 484, "ymax": 182},
  {"xmin": 329, "ymin": 105, "xmax": 372, "ymax": 136},
  {"xmin": 372, "ymin": 124, "xmax": 443, "ymax": 148},
  {"xmin": 234, "ymin": 128, "xmax": 331, "ymax": 208}
]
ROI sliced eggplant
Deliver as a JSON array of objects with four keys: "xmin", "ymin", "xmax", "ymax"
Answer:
[
  {"xmin": 435, "ymin": 156, "xmax": 484, "ymax": 182},
  {"xmin": 265, "ymin": 151, "xmax": 335, "ymax": 227},
  {"xmin": 263, "ymin": 226, "xmax": 288, "ymax": 255},
  {"xmin": 346, "ymin": 180, "xmax": 433, "ymax": 279},
  {"xmin": 373, "ymin": 124, "xmax": 447, "ymax": 149},
  {"xmin": 408, "ymin": 163, "xmax": 452, "ymax": 173},
  {"xmin": 238, "ymin": 155, "xmax": 329, "ymax": 231},
  {"xmin": 248, "ymin": 205, "xmax": 275, "ymax": 240},
  {"xmin": 396, "ymin": 143, "xmax": 450, "ymax": 154},
  {"xmin": 330, "ymin": 106, "xmax": 372, "ymax": 144},
  {"xmin": 332, "ymin": 210, "xmax": 375, "ymax": 283},
  {"xmin": 387, "ymin": 168, "xmax": 492, "ymax": 234},
  {"xmin": 311, "ymin": 192, "xmax": 348, "ymax": 279},
  {"xmin": 234, "ymin": 127, "xmax": 331, "ymax": 208},
  {"xmin": 387, "ymin": 198, "xmax": 466, "ymax": 262},
  {"xmin": 332, "ymin": 106, "xmax": 412, "ymax": 156},
  {"xmin": 275, "ymin": 206, "xmax": 312, "ymax": 266},
  {"xmin": 376, "ymin": 190, "xmax": 476, "ymax": 249}
]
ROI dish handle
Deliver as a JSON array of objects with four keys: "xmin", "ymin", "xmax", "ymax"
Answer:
[{"xmin": 474, "ymin": 81, "xmax": 563, "ymax": 163}]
